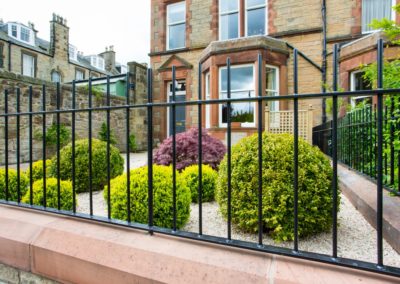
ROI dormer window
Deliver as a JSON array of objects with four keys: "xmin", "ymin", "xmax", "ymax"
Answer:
[
  {"xmin": 21, "ymin": 27, "xmax": 30, "ymax": 42},
  {"xmin": 11, "ymin": 25, "xmax": 17, "ymax": 37},
  {"xmin": 88, "ymin": 55, "xmax": 105, "ymax": 71},
  {"xmin": 69, "ymin": 45, "xmax": 78, "ymax": 61},
  {"xmin": 8, "ymin": 23, "xmax": 34, "ymax": 46}
]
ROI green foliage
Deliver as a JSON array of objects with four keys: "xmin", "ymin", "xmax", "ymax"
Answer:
[
  {"xmin": 35, "ymin": 124, "xmax": 71, "ymax": 147},
  {"xmin": 25, "ymin": 160, "xmax": 52, "ymax": 182},
  {"xmin": 0, "ymin": 168, "xmax": 29, "ymax": 202},
  {"xmin": 180, "ymin": 164, "xmax": 218, "ymax": 203},
  {"xmin": 231, "ymin": 110, "xmax": 254, "ymax": 123},
  {"xmin": 104, "ymin": 165, "xmax": 191, "ymax": 229},
  {"xmin": 98, "ymin": 122, "xmax": 117, "ymax": 145},
  {"xmin": 369, "ymin": 4, "xmax": 400, "ymax": 45},
  {"xmin": 129, "ymin": 134, "xmax": 138, "ymax": 153},
  {"xmin": 79, "ymin": 85, "xmax": 104, "ymax": 102},
  {"xmin": 22, "ymin": 178, "xmax": 75, "ymax": 210},
  {"xmin": 216, "ymin": 133, "xmax": 337, "ymax": 242},
  {"xmin": 50, "ymin": 139, "xmax": 124, "ymax": 193}
]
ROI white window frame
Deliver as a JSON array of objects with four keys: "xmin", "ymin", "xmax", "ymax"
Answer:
[
  {"xmin": 167, "ymin": 80, "xmax": 186, "ymax": 136},
  {"xmin": 266, "ymin": 64, "xmax": 279, "ymax": 111},
  {"xmin": 166, "ymin": 1, "xmax": 186, "ymax": 51},
  {"xmin": 76, "ymin": 69, "xmax": 85, "ymax": 80},
  {"xmin": 350, "ymin": 70, "xmax": 372, "ymax": 107},
  {"xmin": 69, "ymin": 45, "xmax": 78, "ymax": 61},
  {"xmin": 205, "ymin": 72, "xmax": 211, "ymax": 129},
  {"xmin": 219, "ymin": 64, "xmax": 256, "ymax": 128},
  {"xmin": 362, "ymin": 0, "xmax": 396, "ymax": 34},
  {"xmin": 22, "ymin": 53, "xmax": 35, "ymax": 77},
  {"xmin": 20, "ymin": 27, "xmax": 30, "ymax": 42},
  {"xmin": 11, "ymin": 25, "xmax": 17, "ymax": 38},
  {"xmin": 245, "ymin": 0, "xmax": 268, "ymax": 37},
  {"xmin": 219, "ymin": 0, "xmax": 240, "ymax": 40}
]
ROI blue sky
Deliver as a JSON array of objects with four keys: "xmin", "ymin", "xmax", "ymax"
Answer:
[{"xmin": 1, "ymin": 0, "xmax": 151, "ymax": 65}]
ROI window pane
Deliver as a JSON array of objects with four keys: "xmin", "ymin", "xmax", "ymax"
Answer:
[
  {"xmin": 168, "ymin": 2, "xmax": 185, "ymax": 23},
  {"xmin": 247, "ymin": 7, "xmax": 266, "ymax": 36},
  {"xmin": 76, "ymin": 70, "xmax": 84, "ymax": 80},
  {"xmin": 221, "ymin": 66, "xmax": 254, "ymax": 91},
  {"xmin": 22, "ymin": 54, "xmax": 34, "ymax": 77},
  {"xmin": 220, "ymin": 13, "xmax": 239, "ymax": 40},
  {"xmin": 247, "ymin": 0, "xmax": 265, "ymax": 8},
  {"xmin": 353, "ymin": 72, "xmax": 371, "ymax": 90},
  {"xmin": 21, "ymin": 28, "xmax": 30, "ymax": 42},
  {"xmin": 220, "ymin": 0, "xmax": 238, "ymax": 13},
  {"xmin": 266, "ymin": 67, "xmax": 277, "ymax": 91},
  {"xmin": 168, "ymin": 23, "xmax": 185, "ymax": 49},
  {"xmin": 11, "ymin": 25, "xmax": 17, "ymax": 37},
  {"xmin": 362, "ymin": 0, "xmax": 392, "ymax": 32},
  {"xmin": 222, "ymin": 91, "xmax": 255, "ymax": 123},
  {"xmin": 52, "ymin": 72, "xmax": 61, "ymax": 83}
]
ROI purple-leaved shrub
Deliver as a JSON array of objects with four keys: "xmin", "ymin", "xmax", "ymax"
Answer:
[{"xmin": 153, "ymin": 128, "xmax": 226, "ymax": 171}]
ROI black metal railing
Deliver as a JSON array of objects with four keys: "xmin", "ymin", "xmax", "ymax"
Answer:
[{"xmin": 1, "ymin": 39, "xmax": 400, "ymax": 277}]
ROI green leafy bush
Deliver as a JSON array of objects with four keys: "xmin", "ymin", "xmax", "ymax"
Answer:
[
  {"xmin": 50, "ymin": 139, "xmax": 124, "ymax": 193},
  {"xmin": 104, "ymin": 165, "xmax": 191, "ymax": 229},
  {"xmin": 216, "ymin": 133, "xmax": 337, "ymax": 242},
  {"xmin": 25, "ymin": 160, "xmax": 52, "ymax": 182},
  {"xmin": 0, "ymin": 168, "xmax": 29, "ymax": 202},
  {"xmin": 22, "ymin": 178, "xmax": 75, "ymax": 210},
  {"xmin": 98, "ymin": 122, "xmax": 117, "ymax": 145},
  {"xmin": 129, "ymin": 134, "xmax": 138, "ymax": 153},
  {"xmin": 180, "ymin": 164, "xmax": 218, "ymax": 203},
  {"xmin": 35, "ymin": 123, "xmax": 71, "ymax": 147}
]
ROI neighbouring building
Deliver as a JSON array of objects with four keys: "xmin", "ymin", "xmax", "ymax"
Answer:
[
  {"xmin": 0, "ymin": 14, "xmax": 124, "ymax": 83},
  {"xmin": 150, "ymin": 0, "xmax": 399, "ymax": 143}
]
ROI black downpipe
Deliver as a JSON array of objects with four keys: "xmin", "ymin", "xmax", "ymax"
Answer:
[
  {"xmin": 322, "ymin": 0, "xmax": 328, "ymax": 123},
  {"xmin": 8, "ymin": 41, "xmax": 11, "ymax": 72}
]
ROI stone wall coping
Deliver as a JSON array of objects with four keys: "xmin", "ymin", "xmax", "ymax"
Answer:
[
  {"xmin": 340, "ymin": 31, "xmax": 389, "ymax": 61},
  {"xmin": 0, "ymin": 205, "xmax": 399, "ymax": 283}
]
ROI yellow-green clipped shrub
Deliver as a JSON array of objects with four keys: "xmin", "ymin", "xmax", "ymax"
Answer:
[
  {"xmin": 22, "ymin": 178, "xmax": 75, "ymax": 210},
  {"xmin": 104, "ymin": 165, "xmax": 191, "ymax": 229},
  {"xmin": 50, "ymin": 139, "xmax": 124, "ymax": 193},
  {"xmin": 180, "ymin": 165, "xmax": 218, "ymax": 203},
  {"xmin": 216, "ymin": 133, "xmax": 338, "ymax": 242},
  {"xmin": 0, "ymin": 168, "xmax": 29, "ymax": 202},
  {"xmin": 25, "ymin": 160, "xmax": 52, "ymax": 182}
]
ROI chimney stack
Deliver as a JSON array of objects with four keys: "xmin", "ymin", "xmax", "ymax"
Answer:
[
  {"xmin": 50, "ymin": 13, "xmax": 69, "ymax": 60},
  {"xmin": 99, "ymin": 45, "xmax": 117, "ymax": 74}
]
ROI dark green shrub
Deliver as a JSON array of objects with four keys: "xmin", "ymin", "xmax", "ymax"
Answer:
[
  {"xmin": 35, "ymin": 123, "xmax": 71, "ymax": 147},
  {"xmin": 216, "ymin": 133, "xmax": 338, "ymax": 242},
  {"xmin": 22, "ymin": 178, "xmax": 75, "ymax": 210},
  {"xmin": 0, "ymin": 168, "xmax": 29, "ymax": 202},
  {"xmin": 50, "ymin": 139, "xmax": 124, "ymax": 193},
  {"xmin": 180, "ymin": 164, "xmax": 218, "ymax": 203},
  {"xmin": 25, "ymin": 160, "xmax": 52, "ymax": 182},
  {"xmin": 104, "ymin": 165, "xmax": 191, "ymax": 229},
  {"xmin": 129, "ymin": 134, "xmax": 137, "ymax": 153},
  {"xmin": 98, "ymin": 122, "xmax": 117, "ymax": 145}
]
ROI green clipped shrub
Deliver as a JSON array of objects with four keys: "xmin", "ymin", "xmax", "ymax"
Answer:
[
  {"xmin": 22, "ymin": 178, "xmax": 75, "ymax": 210},
  {"xmin": 104, "ymin": 165, "xmax": 191, "ymax": 229},
  {"xmin": 98, "ymin": 122, "xmax": 117, "ymax": 145},
  {"xmin": 180, "ymin": 164, "xmax": 218, "ymax": 203},
  {"xmin": 50, "ymin": 139, "xmax": 124, "ymax": 193},
  {"xmin": 129, "ymin": 134, "xmax": 138, "ymax": 153},
  {"xmin": 0, "ymin": 168, "xmax": 29, "ymax": 202},
  {"xmin": 25, "ymin": 160, "xmax": 52, "ymax": 182},
  {"xmin": 216, "ymin": 133, "xmax": 338, "ymax": 242}
]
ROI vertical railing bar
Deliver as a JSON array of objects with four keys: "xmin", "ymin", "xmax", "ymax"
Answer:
[
  {"xmin": 16, "ymin": 88, "xmax": 21, "ymax": 203},
  {"xmin": 107, "ymin": 76, "xmax": 112, "ymax": 219},
  {"xmin": 370, "ymin": 105, "xmax": 373, "ymax": 177},
  {"xmin": 362, "ymin": 107, "xmax": 365, "ymax": 173},
  {"xmin": 376, "ymin": 39, "xmax": 384, "ymax": 267},
  {"xmin": 4, "ymin": 90, "xmax": 9, "ymax": 201},
  {"xmin": 198, "ymin": 63, "xmax": 203, "ymax": 236},
  {"xmin": 29, "ymin": 86, "xmax": 33, "ymax": 205},
  {"xmin": 374, "ymin": 104, "xmax": 377, "ymax": 179},
  {"xmin": 72, "ymin": 81, "xmax": 76, "ymax": 213},
  {"xmin": 42, "ymin": 85, "xmax": 47, "ymax": 208},
  {"xmin": 126, "ymin": 73, "xmax": 131, "ymax": 223},
  {"xmin": 257, "ymin": 53, "xmax": 264, "ymax": 246},
  {"xmin": 56, "ymin": 82, "xmax": 61, "ymax": 210},
  {"xmin": 293, "ymin": 49, "xmax": 299, "ymax": 252},
  {"xmin": 172, "ymin": 66, "xmax": 177, "ymax": 232},
  {"xmin": 384, "ymin": 106, "xmax": 388, "ymax": 180},
  {"xmin": 147, "ymin": 68, "xmax": 154, "ymax": 234},
  {"xmin": 332, "ymin": 44, "xmax": 339, "ymax": 258},
  {"xmin": 227, "ymin": 58, "xmax": 232, "ymax": 241},
  {"xmin": 88, "ymin": 77, "xmax": 93, "ymax": 216},
  {"xmin": 390, "ymin": 97, "xmax": 395, "ymax": 186}
]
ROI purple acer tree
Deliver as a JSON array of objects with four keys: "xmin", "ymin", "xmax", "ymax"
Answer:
[{"xmin": 153, "ymin": 128, "xmax": 226, "ymax": 171}]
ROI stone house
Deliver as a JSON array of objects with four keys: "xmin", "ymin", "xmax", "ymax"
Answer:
[
  {"xmin": 150, "ymin": 0, "xmax": 399, "ymax": 143},
  {"xmin": 0, "ymin": 14, "xmax": 124, "ymax": 83}
]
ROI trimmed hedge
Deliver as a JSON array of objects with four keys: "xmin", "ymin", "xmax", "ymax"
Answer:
[
  {"xmin": 25, "ymin": 159, "xmax": 52, "ymax": 182},
  {"xmin": 104, "ymin": 165, "xmax": 191, "ymax": 229},
  {"xmin": 22, "ymin": 178, "xmax": 75, "ymax": 210},
  {"xmin": 216, "ymin": 133, "xmax": 338, "ymax": 242},
  {"xmin": 0, "ymin": 168, "xmax": 29, "ymax": 202},
  {"xmin": 50, "ymin": 139, "xmax": 124, "ymax": 193},
  {"xmin": 180, "ymin": 164, "xmax": 218, "ymax": 203}
]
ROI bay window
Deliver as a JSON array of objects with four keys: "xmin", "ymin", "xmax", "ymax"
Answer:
[
  {"xmin": 350, "ymin": 70, "xmax": 372, "ymax": 106},
  {"xmin": 246, "ymin": 0, "xmax": 267, "ymax": 36},
  {"xmin": 167, "ymin": 2, "xmax": 186, "ymax": 50},
  {"xmin": 266, "ymin": 65, "xmax": 280, "ymax": 128},
  {"xmin": 22, "ymin": 53, "xmax": 35, "ymax": 77},
  {"xmin": 219, "ymin": 0, "xmax": 239, "ymax": 40},
  {"xmin": 219, "ymin": 65, "xmax": 255, "ymax": 127},
  {"xmin": 362, "ymin": 0, "xmax": 395, "ymax": 33}
]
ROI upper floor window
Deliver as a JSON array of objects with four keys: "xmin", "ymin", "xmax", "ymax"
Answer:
[
  {"xmin": 167, "ymin": 2, "xmax": 186, "ymax": 50},
  {"xmin": 362, "ymin": 0, "xmax": 395, "ymax": 33},
  {"xmin": 11, "ymin": 25, "xmax": 17, "ymax": 37},
  {"xmin": 20, "ymin": 27, "xmax": 30, "ymax": 42},
  {"xmin": 246, "ymin": 0, "xmax": 267, "ymax": 36},
  {"xmin": 0, "ymin": 44, "xmax": 4, "ymax": 68},
  {"xmin": 22, "ymin": 53, "xmax": 35, "ymax": 78},
  {"xmin": 219, "ymin": 0, "xmax": 239, "ymax": 40},
  {"xmin": 69, "ymin": 45, "xmax": 78, "ymax": 61},
  {"xmin": 76, "ymin": 69, "xmax": 85, "ymax": 80},
  {"xmin": 51, "ymin": 71, "xmax": 61, "ymax": 83},
  {"xmin": 8, "ymin": 23, "xmax": 34, "ymax": 45},
  {"xmin": 88, "ymin": 55, "xmax": 105, "ymax": 71}
]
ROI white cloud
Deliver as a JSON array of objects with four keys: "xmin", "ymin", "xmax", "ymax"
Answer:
[{"xmin": 1, "ymin": 0, "xmax": 151, "ymax": 65}]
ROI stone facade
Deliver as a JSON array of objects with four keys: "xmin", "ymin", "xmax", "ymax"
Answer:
[
  {"xmin": 0, "ymin": 263, "xmax": 57, "ymax": 284},
  {"xmin": 150, "ymin": 0, "xmax": 400, "ymax": 143},
  {"xmin": 0, "ymin": 62, "xmax": 148, "ymax": 165}
]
